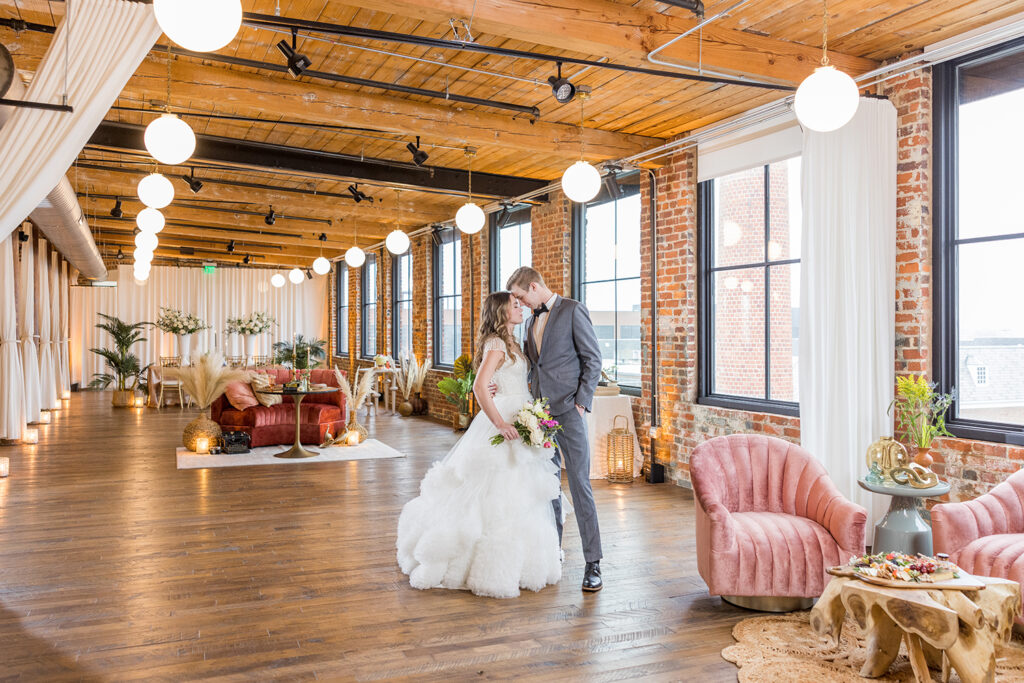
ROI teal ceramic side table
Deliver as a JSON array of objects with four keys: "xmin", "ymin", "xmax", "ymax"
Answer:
[{"xmin": 858, "ymin": 478, "xmax": 951, "ymax": 556}]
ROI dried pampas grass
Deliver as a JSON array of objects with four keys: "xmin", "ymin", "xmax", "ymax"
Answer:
[
  {"xmin": 406, "ymin": 354, "xmax": 431, "ymax": 393},
  {"xmin": 165, "ymin": 353, "xmax": 251, "ymax": 410},
  {"xmin": 334, "ymin": 368, "xmax": 375, "ymax": 413}
]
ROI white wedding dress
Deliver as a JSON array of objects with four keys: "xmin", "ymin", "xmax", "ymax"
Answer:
[{"xmin": 396, "ymin": 338, "xmax": 562, "ymax": 598}]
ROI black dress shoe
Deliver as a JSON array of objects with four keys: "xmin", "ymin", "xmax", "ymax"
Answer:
[{"xmin": 582, "ymin": 561, "xmax": 602, "ymax": 592}]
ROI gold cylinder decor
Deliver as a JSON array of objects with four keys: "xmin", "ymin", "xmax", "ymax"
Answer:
[
  {"xmin": 865, "ymin": 436, "xmax": 910, "ymax": 481},
  {"xmin": 606, "ymin": 415, "xmax": 634, "ymax": 484}
]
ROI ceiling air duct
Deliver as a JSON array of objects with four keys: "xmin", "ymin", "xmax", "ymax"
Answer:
[{"xmin": 0, "ymin": 44, "xmax": 106, "ymax": 280}]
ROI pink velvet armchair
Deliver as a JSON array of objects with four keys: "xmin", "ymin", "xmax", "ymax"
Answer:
[
  {"xmin": 932, "ymin": 469, "xmax": 1024, "ymax": 625},
  {"xmin": 691, "ymin": 434, "xmax": 867, "ymax": 610}
]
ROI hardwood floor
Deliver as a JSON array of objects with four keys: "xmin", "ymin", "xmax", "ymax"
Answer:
[{"xmin": 0, "ymin": 393, "xmax": 750, "ymax": 681}]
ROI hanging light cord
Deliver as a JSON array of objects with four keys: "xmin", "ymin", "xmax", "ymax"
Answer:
[
  {"xmin": 467, "ymin": 152, "xmax": 473, "ymax": 202},
  {"xmin": 166, "ymin": 43, "xmax": 173, "ymax": 112},
  {"xmin": 821, "ymin": 0, "xmax": 830, "ymax": 66},
  {"xmin": 579, "ymin": 97, "xmax": 586, "ymax": 161}
]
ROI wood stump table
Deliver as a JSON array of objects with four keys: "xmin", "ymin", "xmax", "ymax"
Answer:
[{"xmin": 810, "ymin": 574, "xmax": 1021, "ymax": 683}]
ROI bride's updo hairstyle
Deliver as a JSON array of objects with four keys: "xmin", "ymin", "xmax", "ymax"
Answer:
[{"xmin": 473, "ymin": 291, "xmax": 526, "ymax": 370}]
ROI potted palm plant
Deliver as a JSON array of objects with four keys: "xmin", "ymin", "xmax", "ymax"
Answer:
[
  {"xmin": 272, "ymin": 335, "xmax": 327, "ymax": 369},
  {"xmin": 437, "ymin": 354, "xmax": 475, "ymax": 430},
  {"xmin": 88, "ymin": 314, "xmax": 151, "ymax": 407}
]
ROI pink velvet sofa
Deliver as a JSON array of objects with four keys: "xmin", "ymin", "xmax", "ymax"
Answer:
[
  {"xmin": 932, "ymin": 469, "xmax": 1024, "ymax": 625},
  {"xmin": 691, "ymin": 434, "xmax": 867, "ymax": 608}
]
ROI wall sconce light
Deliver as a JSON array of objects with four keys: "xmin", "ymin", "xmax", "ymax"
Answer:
[{"xmin": 22, "ymin": 428, "xmax": 39, "ymax": 444}]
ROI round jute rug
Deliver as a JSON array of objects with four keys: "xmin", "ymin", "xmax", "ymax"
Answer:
[{"xmin": 722, "ymin": 612, "xmax": 1024, "ymax": 682}]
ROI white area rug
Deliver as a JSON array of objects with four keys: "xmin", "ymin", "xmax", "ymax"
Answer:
[{"xmin": 176, "ymin": 439, "xmax": 405, "ymax": 470}]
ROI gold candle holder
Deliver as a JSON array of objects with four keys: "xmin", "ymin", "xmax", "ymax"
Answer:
[
  {"xmin": 22, "ymin": 427, "xmax": 39, "ymax": 444},
  {"xmin": 0, "ymin": 456, "xmax": 8, "ymax": 477},
  {"xmin": 195, "ymin": 437, "xmax": 211, "ymax": 454}
]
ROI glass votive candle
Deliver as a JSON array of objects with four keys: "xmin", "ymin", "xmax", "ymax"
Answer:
[
  {"xmin": 22, "ymin": 427, "xmax": 39, "ymax": 444},
  {"xmin": 195, "ymin": 437, "xmax": 210, "ymax": 454},
  {"xmin": 61, "ymin": 390, "xmax": 71, "ymax": 400},
  {"xmin": 134, "ymin": 395, "xmax": 146, "ymax": 408},
  {"xmin": 346, "ymin": 430, "xmax": 360, "ymax": 446},
  {"xmin": 0, "ymin": 456, "xmax": 8, "ymax": 477},
  {"xmin": 36, "ymin": 411, "xmax": 51, "ymax": 424}
]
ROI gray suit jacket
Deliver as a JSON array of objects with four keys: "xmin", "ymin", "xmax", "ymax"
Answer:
[{"xmin": 524, "ymin": 296, "xmax": 603, "ymax": 416}]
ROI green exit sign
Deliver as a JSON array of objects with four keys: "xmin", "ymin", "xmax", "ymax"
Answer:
[{"xmin": 203, "ymin": 264, "xmax": 216, "ymax": 274}]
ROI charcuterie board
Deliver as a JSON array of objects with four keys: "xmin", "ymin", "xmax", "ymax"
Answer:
[{"xmin": 827, "ymin": 565, "xmax": 986, "ymax": 591}]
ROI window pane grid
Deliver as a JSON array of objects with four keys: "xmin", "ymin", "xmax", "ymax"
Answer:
[
  {"xmin": 335, "ymin": 266, "xmax": 349, "ymax": 356},
  {"xmin": 434, "ymin": 232, "xmax": 462, "ymax": 367},
  {"xmin": 393, "ymin": 253, "xmax": 413, "ymax": 360},
  {"xmin": 361, "ymin": 254, "xmax": 377, "ymax": 358}
]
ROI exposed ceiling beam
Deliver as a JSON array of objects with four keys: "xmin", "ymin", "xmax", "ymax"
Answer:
[
  {"xmin": 89, "ymin": 122, "xmax": 550, "ymax": 199},
  {"xmin": 341, "ymin": 0, "xmax": 877, "ymax": 83}
]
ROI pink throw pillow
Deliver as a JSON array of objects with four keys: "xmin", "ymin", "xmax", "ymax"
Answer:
[{"xmin": 224, "ymin": 381, "xmax": 259, "ymax": 411}]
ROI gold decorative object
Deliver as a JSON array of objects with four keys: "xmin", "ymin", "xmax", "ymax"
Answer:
[
  {"xmin": 319, "ymin": 430, "xmax": 346, "ymax": 448},
  {"xmin": 21, "ymin": 427, "xmax": 38, "ymax": 444},
  {"xmin": 183, "ymin": 412, "xmax": 222, "ymax": 452},
  {"xmin": 606, "ymin": 415, "xmax": 634, "ymax": 484},
  {"xmin": 0, "ymin": 456, "xmax": 8, "ymax": 477},
  {"xmin": 111, "ymin": 390, "xmax": 134, "ymax": 407},
  {"xmin": 890, "ymin": 464, "xmax": 940, "ymax": 489},
  {"xmin": 865, "ymin": 436, "xmax": 909, "ymax": 480},
  {"xmin": 346, "ymin": 420, "xmax": 368, "ymax": 444}
]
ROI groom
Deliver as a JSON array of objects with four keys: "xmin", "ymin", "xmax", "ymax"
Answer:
[{"xmin": 506, "ymin": 266, "xmax": 604, "ymax": 592}]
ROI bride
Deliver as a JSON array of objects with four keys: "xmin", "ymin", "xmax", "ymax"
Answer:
[{"xmin": 396, "ymin": 292, "xmax": 562, "ymax": 598}]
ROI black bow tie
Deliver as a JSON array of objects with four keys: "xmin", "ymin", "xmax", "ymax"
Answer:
[{"xmin": 533, "ymin": 303, "xmax": 549, "ymax": 315}]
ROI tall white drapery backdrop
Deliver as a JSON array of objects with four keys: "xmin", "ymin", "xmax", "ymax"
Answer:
[
  {"xmin": 799, "ymin": 97, "xmax": 898, "ymax": 542},
  {"xmin": 17, "ymin": 225, "xmax": 41, "ymax": 424},
  {"xmin": 70, "ymin": 265, "xmax": 330, "ymax": 387},
  {"xmin": 36, "ymin": 237, "xmax": 59, "ymax": 411},
  {"xmin": 0, "ymin": 234, "xmax": 25, "ymax": 440}
]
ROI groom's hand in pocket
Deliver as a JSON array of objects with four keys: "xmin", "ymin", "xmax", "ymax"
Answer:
[{"xmin": 576, "ymin": 403, "xmax": 585, "ymax": 417}]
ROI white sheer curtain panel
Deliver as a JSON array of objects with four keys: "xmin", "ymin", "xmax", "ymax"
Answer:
[
  {"xmin": 59, "ymin": 260, "xmax": 71, "ymax": 395},
  {"xmin": 799, "ymin": 98, "xmax": 898, "ymax": 542},
  {"xmin": 18, "ymin": 226, "xmax": 41, "ymax": 423},
  {"xmin": 0, "ymin": 0, "xmax": 161, "ymax": 240},
  {"xmin": 37, "ymin": 238, "xmax": 58, "ymax": 410},
  {"xmin": 51, "ymin": 251, "xmax": 64, "ymax": 400},
  {"xmin": 0, "ymin": 235, "xmax": 26, "ymax": 440},
  {"xmin": 70, "ymin": 266, "xmax": 328, "ymax": 386}
]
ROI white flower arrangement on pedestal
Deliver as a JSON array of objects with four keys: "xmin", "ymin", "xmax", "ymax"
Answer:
[
  {"xmin": 155, "ymin": 307, "xmax": 209, "ymax": 334},
  {"xmin": 226, "ymin": 312, "xmax": 276, "ymax": 335}
]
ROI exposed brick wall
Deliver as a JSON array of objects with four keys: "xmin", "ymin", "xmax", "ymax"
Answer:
[{"xmin": 530, "ymin": 192, "xmax": 573, "ymax": 294}]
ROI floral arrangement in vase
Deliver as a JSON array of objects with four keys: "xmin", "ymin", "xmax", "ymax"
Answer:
[
  {"xmin": 373, "ymin": 354, "xmax": 392, "ymax": 368},
  {"xmin": 889, "ymin": 375, "xmax": 955, "ymax": 469},
  {"xmin": 226, "ymin": 312, "xmax": 275, "ymax": 335},
  {"xmin": 155, "ymin": 307, "xmax": 208, "ymax": 334}
]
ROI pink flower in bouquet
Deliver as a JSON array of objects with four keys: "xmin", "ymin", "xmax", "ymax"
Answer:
[{"xmin": 544, "ymin": 441, "xmax": 553, "ymax": 448}]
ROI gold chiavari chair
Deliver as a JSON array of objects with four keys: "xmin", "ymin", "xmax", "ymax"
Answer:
[
  {"xmin": 251, "ymin": 355, "xmax": 271, "ymax": 367},
  {"xmin": 226, "ymin": 356, "xmax": 247, "ymax": 368},
  {"xmin": 157, "ymin": 356, "xmax": 187, "ymax": 409}
]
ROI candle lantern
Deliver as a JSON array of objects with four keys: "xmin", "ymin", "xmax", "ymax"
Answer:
[
  {"xmin": 195, "ymin": 437, "xmax": 211, "ymax": 454},
  {"xmin": 346, "ymin": 430, "xmax": 360, "ymax": 446},
  {"xmin": 606, "ymin": 415, "xmax": 634, "ymax": 484},
  {"xmin": 0, "ymin": 456, "xmax": 8, "ymax": 477},
  {"xmin": 134, "ymin": 395, "xmax": 146, "ymax": 408},
  {"xmin": 61, "ymin": 390, "xmax": 71, "ymax": 401},
  {"xmin": 37, "ymin": 411, "xmax": 51, "ymax": 424},
  {"xmin": 22, "ymin": 428, "xmax": 39, "ymax": 444}
]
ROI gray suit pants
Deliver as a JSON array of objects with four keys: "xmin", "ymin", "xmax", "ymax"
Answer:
[{"xmin": 550, "ymin": 408, "xmax": 603, "ymax": 563}]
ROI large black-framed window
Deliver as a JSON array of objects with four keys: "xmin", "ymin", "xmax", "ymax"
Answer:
[
  {"xmin": 571, "ymin": 175, "xmax": 641, "ymax": 390},
  {"xmin": 392, "ymin": 251, "xmax": 413, "ymax": 361},
  {"xmin": 697, "ymin": 158, "xmax": 802, "ymax": 416},
  {"xmin": 360, "ymin": 252, "xmax": 377, "ymax": 359},
  {"xmin": 489, "ymin": 205, "xmax": 532, "ymax": 290},
  {"xmin": 934, "ymin": 37, "xmax": 1024, "ymax": 444},
  {"xmin": 433, "ymin": 228, "xmax": 462, "ymax": 369},
  {"xmin": 335, "ymin": 265, "xmax": 349, "ymax": 356}
]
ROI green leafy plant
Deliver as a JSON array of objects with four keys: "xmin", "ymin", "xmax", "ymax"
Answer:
[
  {"xmin": 88, "ymin": 314, "xmax": 151, "ymax": 391},
  {"xmin": 889, "ymin": 375, "xmax": 956, "ymax": 449},
  {"xmin": 272, "ymin": 335, "xmax": 327, "ymax": 369},
  {"xmin": 438, "ymin": 354, "xmax": 475, "ymax": 414}
]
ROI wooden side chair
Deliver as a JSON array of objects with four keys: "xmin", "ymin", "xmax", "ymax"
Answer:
[{"xmin": 157, "ymin": 356, "xmax": 187, "ymax": 409}]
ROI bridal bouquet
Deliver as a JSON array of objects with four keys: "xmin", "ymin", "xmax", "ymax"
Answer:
[{"xmin": 490, "ymin": 398, "xmax": 562, "ymax": 449}]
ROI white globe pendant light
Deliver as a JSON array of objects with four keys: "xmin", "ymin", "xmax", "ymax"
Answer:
[
  {"xmin": 561, "ymin": 160, "xmax": 601, "ymax": 203},
  {"xmin": 312, "ymin": 256, "xmax": 331, "ymax": 275},
  {"xmin": 345, "ymin": 246, "xmax": 366, "ymax": 268},
  {"xmin": 133, "ymin": 248, "xmax": 154, "ymax": 264},
  {"xmin": 288, "ymin": 267, "xmax": 304, "ymax": 285},
  {"xmin": 137, "ymin": 173, "xmax": 174, "ymax": 209},
  {"xmin": 133, "ymin": 261, "xmax": 151, "ymax": 279},
  {"xmin": 134, "ymin": 231, "xmax": 158, "ymax": 252},
  {"xmin": 385, "ymin": 229, "xmax": 410, "ymax": 255},
  {"xmin": 144, "ymin": 114, "xmax": 196, "ymax": 165},
  {"xmin": 794, "ymin": 65, "xmax": 859, "ymax": 132},
  {"xmin": 271, "ymin": 273, "xmax": 286, "ymax": 288},
  {"xmin": 455, "ymin": 203, "xmax": 485, "ymax": 234},
  {"xmin": 154, "ymin": 0, "xmax": 242, "ymax": 53},
  {"xmin": 136, "ymin": 207, "xmax": 165, "ymax": 234}
]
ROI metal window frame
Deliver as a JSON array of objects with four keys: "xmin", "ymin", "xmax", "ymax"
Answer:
[
  {"xmin": 488, "ymin": 205, "xmax": 532, "ymax": 291},
  {"xmin": 391, "ymin": 251, "xmax": 413, "ymax": 360},
  {"xmin": 697, "ymin": 164, "xmax": 801, "ymax": 418},
  {"xmin": 432, "ymin": 228, "xmax": 462, "ymax": 370},
  {"xmin": 360, "ymin": 253, "xmax": 378, "ymax": 359},
  {"xmin": 334, "ymin": 265, "xmax": 349, "ymax": 357}
]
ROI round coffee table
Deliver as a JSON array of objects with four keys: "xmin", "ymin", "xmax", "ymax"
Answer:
[
  {"xmin": 858, "ymin": 477, "xmax": 950, "ymax": 556},
  {"xmin": 260, "ymin": 386, "xmax": 340, "ymax": 459}
]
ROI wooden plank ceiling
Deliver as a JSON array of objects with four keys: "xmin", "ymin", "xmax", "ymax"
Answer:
[{"xmin": 1, "ymin": 0, "xmax": 1021, "ymax": 269}]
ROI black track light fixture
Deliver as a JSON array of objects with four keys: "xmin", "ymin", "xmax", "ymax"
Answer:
[
  {"xmin": 656, "ymin": 0, "xmax": 704, "ymax": 17},
  {"xmin": 305, "ymin": 268, "xmax": 314, "ymax": 280},
  {"xmin": 17, "ymin": 229, "xmax": 29, "ymax": 243},
  {"xmin": 265, "ymin": 205, "xmax": 276, "ymax": 226},
  {"xmin": 347, "ymin": 184, "xmax": 371, "ymax": 203},
  {"xmin": 406, "ymin": 136, "xmax": 429, "ymax": 167},
  {"xmin": 496, "ymin": 201, "xmax": 513, "ymax": 229},
  {"xmin": 110, "ymin": 198, "xmax": 123, "ymax": 218},
  {"xmin": 181, "ymin": 168, "xmax": 203, "ymax": 194},
  {"xmin": 276, "ymin": 28, "xmax": 312, "ymax": 79},
  {"xmin": 548, "ymin": 62, "xmax": 576, "ymax": 104},
  {"xmin": 116, "ymin": 247, "xmax": 125, "ymax": 260},
  {"xmin": 227, "ymin": 240, "xmax": 236, "ymax": 253},
  {"xmin": 243, "ymin": 254, "xmax": 251, "ymax": 265},
  {"xmin": 604, "ymin": 169, "xmax": 623, "ymax": 199}
]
